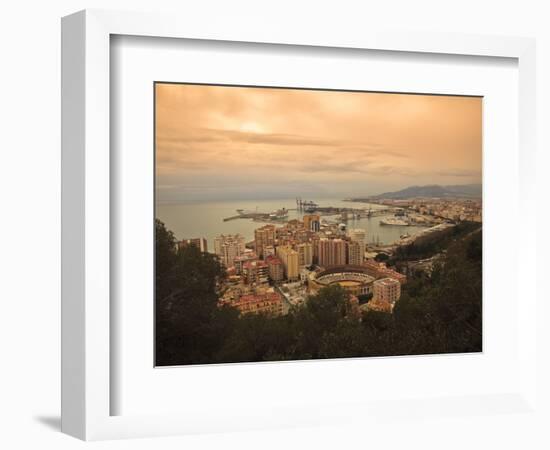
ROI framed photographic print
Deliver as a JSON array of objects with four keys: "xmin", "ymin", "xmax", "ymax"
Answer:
[
  {"xmin": 153, "ymin": 82, "xmax": 483, "ymax": 367},
  {"xmin": 61, "ymin": 9, "xmax": 538, "ymax": 441}
]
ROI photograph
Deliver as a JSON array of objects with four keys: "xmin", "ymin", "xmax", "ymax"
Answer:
[{"xmin": 154, "ymin": 82, "xmax": 483, "ymax": 367}]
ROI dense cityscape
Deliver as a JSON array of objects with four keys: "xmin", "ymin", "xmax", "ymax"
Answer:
[
  {"xmin": 156, "ymin": 191, "xmax": 482, "ymax": 366},
  {"xmin": 175, "ymin": 195, "xmax": 482, "ymax": 321}
]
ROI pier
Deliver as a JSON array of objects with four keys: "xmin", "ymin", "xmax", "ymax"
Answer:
[
  {"xmin": 223, "ymin": 215, "xmax": 243, "ymax": 222},
  {"xmin": 223, "ymin": 208, "xmax": 290, "ymax": 223},
  {"xmin": 223, "ymin": 212, "xmax": 271, "ymax": 222},
  {"xmin": 223, "ymin": 206, "xmax": 402, "ymax": 223}
]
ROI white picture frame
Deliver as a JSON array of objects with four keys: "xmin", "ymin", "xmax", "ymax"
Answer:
[{"xmin": 61, "ymin": 9, "xmax": 537, "ymax": 441}]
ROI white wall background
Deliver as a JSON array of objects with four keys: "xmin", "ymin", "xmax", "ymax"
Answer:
[{"xmin": 0, "ymin": 1, "xmax": 548, "ymax": 449}]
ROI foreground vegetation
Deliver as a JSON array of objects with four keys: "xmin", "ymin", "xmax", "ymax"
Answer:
[
  {"xmin": 388, "ymin": 221, "xmax": 481, "ymax": 264},
  {"xmin": 155, "ymin": 220, "xmax": 482, "ymax": 366}
]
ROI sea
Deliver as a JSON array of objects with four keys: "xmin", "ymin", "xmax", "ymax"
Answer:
[{"xmin": 156, "ymin": 198, "xmax": 428, "ymax": 251}]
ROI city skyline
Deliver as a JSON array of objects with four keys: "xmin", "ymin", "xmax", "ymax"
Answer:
[{"xmin": 155, "ymin": 83, "xmax": 482, "ymax": 203}]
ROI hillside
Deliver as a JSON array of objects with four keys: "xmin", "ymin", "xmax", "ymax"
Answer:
[{"xmin": 350, "ymin": 184, "xmax": 482, "ymax": 201}]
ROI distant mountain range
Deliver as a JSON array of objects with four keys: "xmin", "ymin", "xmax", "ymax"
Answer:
[{"xmin": 350, "ymin": 184, "xmax": 482, "ymax": 201}]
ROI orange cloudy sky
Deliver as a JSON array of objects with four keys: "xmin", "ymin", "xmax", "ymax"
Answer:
[{"xmin": 155, "ymin": 83, "xmax": 481, "ymax": 203}]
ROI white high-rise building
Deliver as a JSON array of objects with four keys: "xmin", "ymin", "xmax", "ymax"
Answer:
[
  {"xmin": 214, "ymin": 234, "xmax": 245, "ymax": 268},
  {"xmin": 348, "ymin": 228, "xmax": 366, "ymax": 263},
  {"xmin": 347, "ymin": 240, "xmax": 363, "ymax": 265}
]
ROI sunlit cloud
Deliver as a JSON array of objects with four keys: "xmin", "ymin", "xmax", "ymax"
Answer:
[{"xmin": 155, "ymin": 84, "xmax": 482, "ymax": 202}]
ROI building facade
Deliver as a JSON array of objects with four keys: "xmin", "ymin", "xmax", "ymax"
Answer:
[
  {"xmin": 362, "ymin": 259, "xmax": 407, "ymax": 284},
  {"xmin": 296, "ymin": 242, "xmax": 313, "ymax": 267},
  {"xmin": 214, "ymin": 234, "xmax": 245, "ymax": 268},
  {"xmin": 348, "ymin": 228, "xmax": 366, "ymax": 262},
  {"xmin": 263, "ymin": 245, "xmax": 276, "ymax": 258},
  {"xmin": 318, "ymin": 238, "xmax": 347, "ymax": 267},
  {"xmin": 178, "ymin": 237, "xmax": 208, "ymax": 253},
  {"xmin": 233, "ymin": 252, "xmax": 258, "ymax": 275},
  {"xmin": 231, "ymin": 292, "xmax": 284, "ymax": 316},
  {"xmin": 372, "ymin": 277, "xmax": 401, "ymax": 305},
  {"xmin": 347, "ymin": 240, "xmax": 363, "ymax": 266},
  {"xmin": 266, "ymin": 255, "xmax": 285, "ymax": 282},
  {"xmin": 242, "ymin": 260, "xmax": 269, "ymax": 285},
  {"xmin": 276, "ymin": 245, "xmax": 299, "ymax": 281},
  {"xmin": 254, "ymin": 225, "xmax": 276, "ymax": 259},
  {"xmin": 303, "ymin": 214, "xmax": 321, "ymax": 232}
]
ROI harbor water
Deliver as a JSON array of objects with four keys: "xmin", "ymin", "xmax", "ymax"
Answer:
[{"xmin": 156, "ymin": 198, "xmax": 427, "ymax": 251}]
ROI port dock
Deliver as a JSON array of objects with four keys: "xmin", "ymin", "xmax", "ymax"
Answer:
[
  {"xmin": 223, "ymin": 208, "xmax": 290, "ymax": 223},
  {"xmin": 223, "ymin": 202, "xmax": 409, "ymax": 223}
]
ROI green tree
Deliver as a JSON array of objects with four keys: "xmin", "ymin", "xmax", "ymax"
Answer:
[
  {"xmin": 155, "ymin": 220, "xmax": 229, "ymax": 365},
  {"xmin": 155, "ymin": 219, "xmax": 177, "ymax": 301},
  {"xmin": 375, "ymin": 252, "xmax": 390, "ymax": 263}
]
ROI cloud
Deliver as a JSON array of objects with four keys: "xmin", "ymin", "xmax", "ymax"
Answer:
[
  {"xmin": 155, "ymin": 83, "xmax": 482, "ymax": 201},
  {"xmin": 158, "ymin": 127, "xmax": 399, "ymax": 153},
  {"xmin": 436, "ymin": 169, "xmax": 482, "ymax": 177}
]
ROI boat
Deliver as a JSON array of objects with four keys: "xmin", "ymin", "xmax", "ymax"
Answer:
[
  {"xmin": 380, "ymin": 217, "xmax": 410, "ymax": 226},
  {"xmin": 301, "ymin": 200, "xmax": 318, "ymax": 213},
  {"xmin": 268, "ymin": 208, "xmax": 289, "ymax": 220}
]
